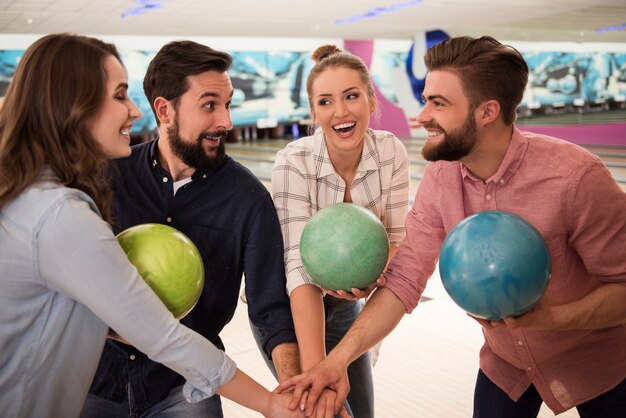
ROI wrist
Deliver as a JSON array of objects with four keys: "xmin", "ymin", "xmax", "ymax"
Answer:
[
  {"xmin": 301, "ymin": 352, "xmax": 325, "ymax": 372},
  {"xmin": 326, "ymin": 347, "xmax": 351, "ymax": 370},
  {"xmin": 258, "ymin": 391, "xmax": 274, "ymax": 416}
]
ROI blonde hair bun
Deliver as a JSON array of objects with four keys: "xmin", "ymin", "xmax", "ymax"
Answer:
[{"xmin": 311, "ymin": 45, "xmax": 342, "ymax": 63}]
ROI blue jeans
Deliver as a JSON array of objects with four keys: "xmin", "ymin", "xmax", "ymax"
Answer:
[
  {"xmin": 473, "ymin": 369, "xmax": 626, "ymax": 418},
  {"xmin": 251, "ymin": 296, "xmax": 374, "ymax": 418},
  {"xmin": 81, "ymin": 386, "xmax": 223, "ymax": 418}
]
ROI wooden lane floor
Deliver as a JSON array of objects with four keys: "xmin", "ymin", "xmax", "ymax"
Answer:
[
  {"xmin": 226, "ymin": 138, "xmax": 626, "ymax": 193},
  {"xmin": 220, "ymin": 250, "xmax": 581, "ymax": 418}
]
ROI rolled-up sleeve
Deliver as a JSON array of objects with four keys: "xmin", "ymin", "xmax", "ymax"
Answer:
[
  {"xmin": 242, "ymin": 193, "xmax": 297, "ymax": 359},
  {"xmin": 272, "ymin": 150, "xmax": 317, "ymax": 295},
  {"xmin": 384, "ymin": 163, "xmax": 446, "ymax": 312}
]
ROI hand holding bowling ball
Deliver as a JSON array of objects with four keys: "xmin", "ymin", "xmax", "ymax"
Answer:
[
  {"xmin": 439, "ymin": 211, "xmax": 551, "ymax": 320},
  {"xmin": 300, "ymin": 203, "xmax": 389, "ymax": 292},
  {"xmin": 117, "ymin": 223, "xmax": 204, "ymax": 319}
]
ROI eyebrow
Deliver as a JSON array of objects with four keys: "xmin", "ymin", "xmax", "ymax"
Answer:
[
  {"xmin": 422, "ymin": 94, "xmax": 451, "ymax": 104},
  {"xmin": 116, "ymin": 82, "xmax": 129, "ymax": 90},
  {"xmin": 198, "ymin": 89, "xmax": 235, "ymax": 101},
  {"xmin": 317, "ymin": 86, "xmax": 359, "ymax": 97}
]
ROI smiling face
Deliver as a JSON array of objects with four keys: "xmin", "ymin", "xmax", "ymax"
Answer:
[
  {"xmin": 310, "ymin": 66, "xmax": 376, "ymax": 156},
  {"xmin": 89, "ymin": 55, "xmax": 142, "ymax": 159},
  {"xmin": 164, "ymin": 70, "xmax": 233, "ymax": 170},
  {"xmin": 419, "ymin": 70, "xmax": 478, "ymax": 162}
]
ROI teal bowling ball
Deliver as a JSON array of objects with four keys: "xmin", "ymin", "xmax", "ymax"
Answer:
[
  {"xmin": 300, "ymin": 203, "xmax": 389, "ymax": 291},
  {"xmin": 439, "ymin": 211, "xmax": 551, "ymax": 320},
  {"xmin": 117, "ymin": 223, "xmax": 204, "ymax": 319}
]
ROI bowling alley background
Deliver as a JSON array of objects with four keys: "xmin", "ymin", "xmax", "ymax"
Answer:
[{"xmin": 0, "ymin": 32, "xmax": 625, "ymax": 145}]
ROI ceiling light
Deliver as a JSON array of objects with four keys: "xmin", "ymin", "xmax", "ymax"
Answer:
[
  {"xmin": 595, "ymin": 23, "xmax": 626, "ymax": 34},
  {"xmin": 335, "ymin": 0, "xmax": 422, "ymax": 25},
  {"xmin": 121, "ymin": 0, "xmax": 165, "ymax": 19}
]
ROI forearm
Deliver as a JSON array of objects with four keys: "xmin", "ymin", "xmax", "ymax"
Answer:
[
  {"xmin": 271, "ymin": 342, "xmax": 301, "ymax": 382},
  {"xmin": 553, "ymin": 282, "xmax": 626, "ymax": 330},
  {"xmin": 216, "ymin": 369, "xmax": 272, "ymax": 415},
  {"xmin": 327, "ymin": 287, "xmax": 405, "ymax": 368},
  {"xmin": 290, "ymin": 284, "xmax": 326, "ymax": 371}
]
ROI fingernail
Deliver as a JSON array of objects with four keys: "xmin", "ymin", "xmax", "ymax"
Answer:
[{"xmin": 300, "ymin": 403, "xmax": 305, "ymax": 411}]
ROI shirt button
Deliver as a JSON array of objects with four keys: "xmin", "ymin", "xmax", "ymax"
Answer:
[
  {"xmin": 486, "ymin": 194, "xmax": 492, "ymax": 200},
  {"xmin": 517, "ymin": 340, "xmax": 523, "ymax": 346},
  {"xmin": 130, "ymin": 355, "xmax": 136, "ymax": 360},
  {"xmin": 500, "ymin": 179, "xmax": 505, "ymax": 185},
  {"xmin": 526, "ymin": 366, "xmax": 532, "ymax": 372},
  {"xmin": 162, "ymin": 177, "xmax": 168, "ymax": 183},
  {"xmin": 166, "ymin": 217, "xmax": 172, "ymax": 223},
  {"xmin": 202, "ymin": 174, "xmax": 207, "ymax": 179}
]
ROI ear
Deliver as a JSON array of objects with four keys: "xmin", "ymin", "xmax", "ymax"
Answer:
[
  {"xmin": 477, "ymin": 100, "xmax": 500, "ymax": 126},
  {"xmin": 369, "ymin": 95, "xmax": 378, "ymax": 115},
  {"xmin": 153, "ymin": 97, "xmax": 172, "ymax": 125},
  {"xmin": 310, "ymin": 108, "xmax": 317, "ymax": 125}
]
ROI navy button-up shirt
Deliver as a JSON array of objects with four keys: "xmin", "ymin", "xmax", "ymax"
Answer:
[{"xmin": 89, "ymin": 139, "xmax": 296, "ymax": 407}]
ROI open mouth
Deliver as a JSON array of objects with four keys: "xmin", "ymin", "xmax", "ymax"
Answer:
[
  {"xmin": 425, "ymin": 129, "xmax": 444, "ymax": 141},
  {"xmin": 202, "ymin": 134, "xmax": 222, "ymax": 145},
  {"xmin": 332, "ymin": 122, "xmax": 356, "ymax": 138}
]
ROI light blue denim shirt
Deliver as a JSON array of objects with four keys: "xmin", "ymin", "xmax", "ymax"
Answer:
[{"xmin": 0, "ymin": 176, "xmax": 236, "ymax": 418}]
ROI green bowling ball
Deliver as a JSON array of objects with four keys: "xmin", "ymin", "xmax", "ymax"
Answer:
[
  {"xmin": 117, "ymin": 223, "xmax": 204, "ymax": 319},
  {"xmin": 300, "ymin": 203, "xmax": 389, "ymax": 291}
]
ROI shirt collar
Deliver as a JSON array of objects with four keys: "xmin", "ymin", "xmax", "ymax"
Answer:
[
  {"xmin": 313, "ymin": 128, "xmax": 380, "ymax": 179},
  {"xmin": 360, "ymin": 130, "xmax": 382, "ymax": 173},
  {"xmin": 460, "ymin": 125, "xmax": 528, "ymax": 184}
]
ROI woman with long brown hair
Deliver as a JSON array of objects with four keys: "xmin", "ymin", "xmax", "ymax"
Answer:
[{"xmin": 0, "ymin": 33, "xmax": 306, "ymax": 418}]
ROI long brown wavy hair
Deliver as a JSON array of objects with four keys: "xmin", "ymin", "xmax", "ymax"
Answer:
[{"xmin": 0, "ymin": 33, "xmax": 123, "ymax": 221}]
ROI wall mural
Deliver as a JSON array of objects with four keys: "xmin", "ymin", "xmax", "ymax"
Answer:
[
  {"xmin": 522, "ymin": 51, "xmax": 626, "ymax": 111},
  {"xmin": 0, "ymin": 48, "xmax": 314, "ymax": 136},
  {"xmin": 0, "ymin": 39, "xmax": 624, "ymax": 138}
]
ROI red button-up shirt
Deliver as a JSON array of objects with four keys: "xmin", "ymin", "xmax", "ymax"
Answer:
[{"xmin": 384, "ymin": 127, "xmax": 626, "ymax": 414}]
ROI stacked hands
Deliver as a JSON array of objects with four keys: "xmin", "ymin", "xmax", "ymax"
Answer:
[
  {"xmin": 273, "ymin": 277, "xmax": 385, "ymax": 418},
  {"xmin": 275, "ymin": 358, "xmax": 351, "ymax": 418},
  {"xmin": 272, "ymin": 275, "xmax": 562, "ymax": 418}
]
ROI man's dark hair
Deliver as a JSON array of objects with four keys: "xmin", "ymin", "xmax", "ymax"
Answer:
[
  {"xmin": 143, "ymin": 40, "xmax": 232, "ymax": 124},
  {"xmin": 424, "ymin": 36, "xmax": 529, "ymax": 125}
]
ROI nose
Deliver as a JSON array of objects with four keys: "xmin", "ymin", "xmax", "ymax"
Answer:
[
  {"xmin": 215, "ymin": 106, "xmax": 233, "ymax": 131},
  {"xmin": 334, "ymin": 100, "xmax": 349, "ymax": 118},
  {"xmin": 417, "ymin": 103, "xmax": 431, "ymax": 125},
  {"xmin": 128, "ymin": 99, "xmax": 142, "ymax": 120}
]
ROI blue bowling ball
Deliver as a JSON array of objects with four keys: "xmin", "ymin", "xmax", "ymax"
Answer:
[{"xmin": 439, "ymin": 211, "xmax": 551, "ymax": 320}]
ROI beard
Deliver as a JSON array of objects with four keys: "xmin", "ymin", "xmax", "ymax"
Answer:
[
  {"xmin": 167, "ymin": 116, "xmax": 227, "ymax": 170},
  {"xmin": 421, "ymin": 112, "xmax": 477, "ymax": 162}
]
